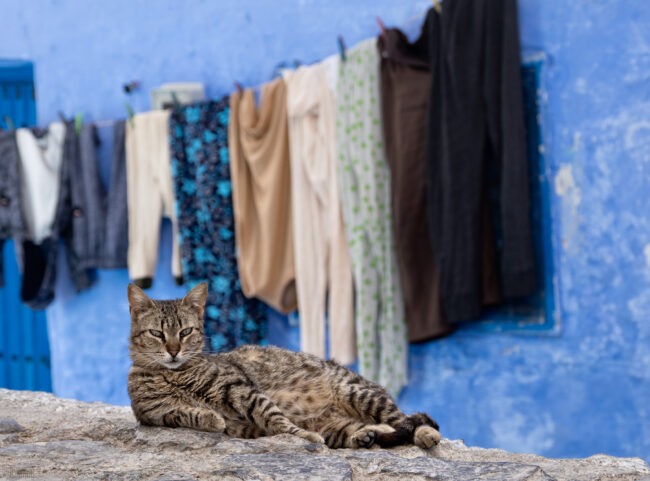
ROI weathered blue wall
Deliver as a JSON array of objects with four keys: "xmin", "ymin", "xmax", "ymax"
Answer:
[{"xmin": 1, "ymin": 0, "xmax": 649, "ymax": 462}]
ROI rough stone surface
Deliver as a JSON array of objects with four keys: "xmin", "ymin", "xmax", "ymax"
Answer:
[
  {"xmin": 0, "ymin": 389, "xmax": 647, "ymax": 481},
  {"xmin": 0, "ymin": 418, "xmax": 24, "ymax": 434}
]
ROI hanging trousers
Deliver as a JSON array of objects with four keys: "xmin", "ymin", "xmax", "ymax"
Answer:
[
  {"xmin": 170, "ymin": 98, "xmax": 268, "ymax": 352},
  {"xmin": 0, "ymin": 130, "xmax": 25, "ymax": 287},
  {"xmin": 426, "ymin": 0, "xmax": 535, "ymax": 322},
  {"xmin": 284, "ymin": 62, "xmax": 355, "ymax": 365},
  {"xmin": 126, "ymin": 110, "xmax": 183, "ymax": 289},
  {"xmin": 335, "ymin": 38, "xmax": 407, "ymax": 396},
  {"xmin": 228, "ymin": 79, "xmax": 297, "ymax": 314},
  {"xmin": 101, "ymin": 120, "xmax": 129, "ymax": 269},
  {"xmin": 379, "ymin": 27, "xmax": 452, "ymax": 342}
]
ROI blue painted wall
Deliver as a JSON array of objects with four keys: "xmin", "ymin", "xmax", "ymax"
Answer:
[{"xmin": 1, "ymin": 0, "xmax": 649, "ymax": 462}]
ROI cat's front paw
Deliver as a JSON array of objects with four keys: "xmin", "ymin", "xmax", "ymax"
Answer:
[
  {"xmin": 414, "ymin": 425, "xmax": 441, "ymax": 449},
  {"xmin": 295, "ymin": 430, "xmax": 325, "ymax": 444},
  {"xmin": 208, "ymin": 413, "xmax": 226, "ymax": 433}
]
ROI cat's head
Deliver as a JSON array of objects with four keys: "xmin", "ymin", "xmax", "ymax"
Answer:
[{"xmin": 127, "ymin": 283, "xmax": 208, "ymax": 370}]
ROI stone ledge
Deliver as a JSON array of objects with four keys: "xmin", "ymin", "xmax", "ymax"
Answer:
[{"xmin": 0, "ymin": 388, "xmax": 647, "ymax": 480}]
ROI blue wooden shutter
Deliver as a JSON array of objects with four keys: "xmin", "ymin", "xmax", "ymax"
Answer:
[{"xmin": 0, "ymin": 59, "xmax": 51, "ymax": 391}]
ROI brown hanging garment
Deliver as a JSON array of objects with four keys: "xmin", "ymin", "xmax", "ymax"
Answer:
[{"xmin": 228, "ymin": 79, "xmax": 297, "ymax": 313}]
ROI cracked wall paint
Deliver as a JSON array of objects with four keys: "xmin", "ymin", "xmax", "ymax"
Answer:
[{"xmin": 1, "ymin": 0, "xmax": 650, "ymax": 462}]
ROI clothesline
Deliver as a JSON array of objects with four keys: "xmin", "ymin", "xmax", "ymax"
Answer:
[
  {"xmin": 0, "ymin": 0, "xmax": 535, "ymax": 398},
  {"xmin": 72, "ymin": 9, "xmax": 432, "ymax": 129}
]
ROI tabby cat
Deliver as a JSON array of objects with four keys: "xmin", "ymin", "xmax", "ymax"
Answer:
[{"xmin": 127, "ymin": 283, "xmax": 441, "ymax": 449}]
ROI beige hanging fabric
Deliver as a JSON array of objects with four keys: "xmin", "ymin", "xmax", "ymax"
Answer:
[
  {"xmin": 284, "ymin": 62, "xmax": 356, "ymax": 365},
  {"xmin": 228, "ymin": 79, "xmax": 297, "ymax": 313},
  {"xmin": 125, "ymin": 110, "xmax": 182, "ymax": 287}
]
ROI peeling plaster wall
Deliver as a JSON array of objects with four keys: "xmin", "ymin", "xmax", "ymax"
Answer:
[{"xmin": 1, "ymin": 0, "xmax": 649, "ymax": 462}]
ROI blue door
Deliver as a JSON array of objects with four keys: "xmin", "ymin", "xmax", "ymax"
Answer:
[{"xmin": 0, "ymin": 59, "xmax": 52, "ymax": 392}]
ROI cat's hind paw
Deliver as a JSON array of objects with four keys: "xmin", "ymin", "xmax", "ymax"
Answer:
[
  {"xmin": 414, "ymin": 425, "xmax": 441, "ymax": 449},
  {"xmin": 295, "ymin": 429, "xmax": 325, "ymax": 444},
  {"xmin": 349, "ymin": 425, "xmax": 386, "ymax": 449}
]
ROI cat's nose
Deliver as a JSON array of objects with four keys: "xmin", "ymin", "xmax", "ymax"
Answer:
[{"xmin": 168, "ymin": 350, "xmax": 179, "ymax": 358}]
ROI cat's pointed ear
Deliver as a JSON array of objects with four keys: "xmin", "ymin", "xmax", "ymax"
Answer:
[
  {"xmin": 127, "ymin": 283, "xmax": 154, "ymax": 318},
  {"xmin": 182, "ymin": 282, "xmax": 208, "ymax": 317}
]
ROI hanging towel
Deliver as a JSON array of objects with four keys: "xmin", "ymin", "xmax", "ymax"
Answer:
[
  {"xmin": 228, "ymin": 79, "xmax": 297, "ymax": 314},
  {"xmin": 378, "ymin": 27, "xmax": 452, "ymax": 342},
  {"xmin": 125, "ymin": 110, "xmax": 183, "ymax": 289},
  {"xmin": 425, "ymin": 0, "xmax": 535, "ymax": 323},
  {"xmin": 101, "ymin": 120, "xmax": 129, "ymax": 269},
  {"xmin": 0, "ymin": 130, "xmax": 26, "ymax": 287},
  {"xmin": 335, "ymin": 38, "xmax": 407, "ymax": 396},
  {"xmin": 284, "ymin": 62, "xmax": 355, "ymax": 365},
  {"xmin": 15, "ymin": 122, "xmax": 66, "ymax": 244},
  {"xmin": 170, "ymin": 97, "xmax": 268, "ymax": 352}
]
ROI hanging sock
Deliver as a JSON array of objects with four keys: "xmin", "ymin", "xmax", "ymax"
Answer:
[
  {"xmin": 425, "ymin": 0, "xmax": 535, "ymax": 323},
  {"xmin": 335, "ymin": 38, "xmax": 408, "ymax": 396},
  {"xmin": 284, "ymin": 62, "xmax": 355, "ymax": 365},
  {"xmin": 125, "ymin": 110, "xmax": 183, "ymax": 289},
  {"xmin": 0, "ymin": 130, "xmax": 26, "ymax": 287},
  {"xmin": 169, "ymin": 97, "xmax": 268, "ymax": 352},
  {"xmin": 228, "ymin": 79, "xmax": 298, "ymax": 314}
]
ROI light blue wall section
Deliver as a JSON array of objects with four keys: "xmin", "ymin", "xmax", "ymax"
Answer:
[{"xmin": 1, "ymin": 0, "xmax": 650, "ymax": 462}]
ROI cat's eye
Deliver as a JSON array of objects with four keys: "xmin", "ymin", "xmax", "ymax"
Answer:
[
  {"xmin": 149, "ymin": 330, "xmax": 164, "ymax": 339},
  {"xmin": 179, "ymin": 328, "xmax": 193, "ymax": 338}
]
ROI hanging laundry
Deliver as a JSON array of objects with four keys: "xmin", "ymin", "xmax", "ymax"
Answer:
[
  {"xmin": 57, "ymin": 122, "xmax": 107, "ymax": 291},
  {"xmin": 16, "ymin": 123, "xmax": 66, "ymax": 244},
  {"xmin": 228, "ymin": 79, "xmax": 297, "ymax": 314},
  {"xmin": 378, "ymin": 27, "xmax": 452, "ymax": 342},
  {"xmin": 125, "ymin": 110, "xmax": 183, "ymax": 289},
  {"xmin": 15, "ymin": 122, "xmax": 66, "ymax": 309},
  {"xmin": 169, "ymin": 97, "xmax": 268, "ymax": 352},
  {"xmin": 335, "ymin": 38, "xmax": 407, "ymax": 396},
  {"xmin": 0, "ymin": 130, "xmax": 26, "ymax": 287},
  {"xmin": 19, "ymin": 121, "xmax": 112, "ymax": 308},
  {"xmin": 284, "ymin": 61, "xmax": 355, "ymax": 365},
  {"xmin": 100, "ymin": 120, "xmax": 128, "ymax": 269},
  {"xmin": 425, "ymin": 0, "xmax": 535, "ymax": 323}
]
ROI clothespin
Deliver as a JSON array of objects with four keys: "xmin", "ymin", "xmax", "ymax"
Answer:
[
  {"xmin": 376, "ymin": 17, "xmax": 387, "ymax": 39},
  {"xmin": 124, "ymin": 102, "xmax": 135, "ymax": 127},
  {"xmin": 74, "ymin": 113, "xmax": 83, "ymax": 136},
  {"xmin": 123, "ymin": 81, "xmax": 140, "ymax": 94},
  {"xmin": 3, "ymin": 116, "xmax": 14, "ymax": 131},
  {"xmin": 337, "ymin": 35, "xmax": 347, "ymax": 63},
  {"xmin": 433, "ymin": 0, "xmax": 442, "ymax": 13},
  {"xmin": 171, "ymin": 92, "xmax": 182, "ymax": 112},
  {"xmin": 234, "ymin": 82, "xmax": 244, "ymax": 95}
]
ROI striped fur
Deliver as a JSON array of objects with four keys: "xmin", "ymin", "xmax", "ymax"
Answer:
[{"xmin": 127, "ymin": 283, "xmax": 441, "ymax": 449}]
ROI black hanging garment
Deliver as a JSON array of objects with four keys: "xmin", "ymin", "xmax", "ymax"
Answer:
[{"xmin": 425, "ymin": 0, "xmax": 536, "ymax": 322}]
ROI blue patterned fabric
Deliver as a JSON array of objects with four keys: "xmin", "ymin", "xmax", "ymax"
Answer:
[{"xmin": 169, "ymin": 97, "xmax": 268, "ymax": 352}]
